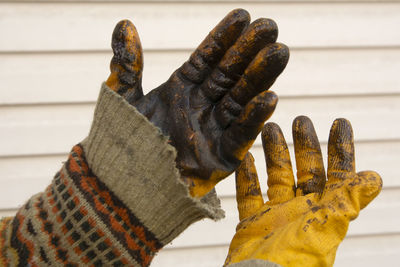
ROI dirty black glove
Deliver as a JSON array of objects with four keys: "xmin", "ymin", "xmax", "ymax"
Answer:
[{"xmin": 106, "ymin": 9, "xmax": 289, "ymax": 197}]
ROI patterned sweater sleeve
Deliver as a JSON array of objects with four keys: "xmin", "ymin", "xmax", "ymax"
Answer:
[{"xmin": 0, "ymin": 84, "xmax": 224, "ymax": 266}]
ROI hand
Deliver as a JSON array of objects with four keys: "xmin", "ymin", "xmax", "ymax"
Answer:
[
  {"xmin": 224, "ymin": 116, "xmax": 382, "ymax": 266},
  {"xmin": 105, "ymin": 9, "xmax": 290, "ymax": 197}
]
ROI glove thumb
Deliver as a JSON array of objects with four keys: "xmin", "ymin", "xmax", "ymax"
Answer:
[
  {"xmin": 106, "ymin": 19, "xmax": 144, "ymax": 104},
  {"xmin": 354, "ymin": 170, "xmax": 382, "ymax": 211}
]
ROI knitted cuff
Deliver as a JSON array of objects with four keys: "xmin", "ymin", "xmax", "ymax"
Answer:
[{"xmin": 81, "ymin": 83, "xmax": 224, "ymax": 245}]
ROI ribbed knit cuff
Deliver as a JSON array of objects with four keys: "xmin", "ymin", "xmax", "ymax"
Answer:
[{"xmin": 81, "ymin": 83, "xmax": 224, "ymax": 245}]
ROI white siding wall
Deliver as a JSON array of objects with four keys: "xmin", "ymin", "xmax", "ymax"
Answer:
[{"xmin": 0, "ymin": 1, "xmax": 399, "ymax": 266}]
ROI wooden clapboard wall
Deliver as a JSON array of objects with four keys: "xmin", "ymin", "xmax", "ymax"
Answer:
[{"xmin": 0, "ymin": 1, "xmax": 399, "ymax": 266}]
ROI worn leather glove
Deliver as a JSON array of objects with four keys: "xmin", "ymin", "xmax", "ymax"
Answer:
[
  {"xmin": 224, "ymin": 116, "xmax": 382, "ymax": 266},
  {"xmin": 105, "ymin": 9, "xmax": 289, "ymax": 197}
]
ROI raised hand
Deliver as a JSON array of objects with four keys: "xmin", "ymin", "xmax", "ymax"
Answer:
[
  {"xmin": 224, "ymin": 117, "xmax": 382, "ymax": 266},
  {"xmin": 106, "ymin": 9, "xmax": 290, "ymax": 197}
]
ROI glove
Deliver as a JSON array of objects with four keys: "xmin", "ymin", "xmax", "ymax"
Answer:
[
  {"xmin": 224, "ymin": 116, "xmax": 382, "ymax": 266},
  {"xmin": 105, "ymin": 9, "xmax": 290, "ymax": 197}
]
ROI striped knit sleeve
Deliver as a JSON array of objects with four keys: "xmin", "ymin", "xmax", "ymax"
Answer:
[{"xmin": 0, "ymin": 84, "xmax": 224, "ymax": 266}]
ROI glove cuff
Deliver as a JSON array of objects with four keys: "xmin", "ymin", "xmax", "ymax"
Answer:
[{"xmin": 81, "ymin": 83, "xmax": 225, "ymax": 245}]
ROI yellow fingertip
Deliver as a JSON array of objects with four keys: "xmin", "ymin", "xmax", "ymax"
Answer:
[
  {"xmin": 262, "ymin": 122, "xmax": 295, "ymax": 203},
  {"xmin": 327, "ymin": 118, "xmax": 355, "ymax": 182},
  {"xmin": 292, "ymin": 116, "xmax": 326, "ymax": 195},
  {"xmin": 236, "ymin": 153, "xmax": 264, "ymax": 220}
]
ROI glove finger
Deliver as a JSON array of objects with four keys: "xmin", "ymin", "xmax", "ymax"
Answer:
[
  {"xmin": 200, "ymin": 18, "xmax": 278, "ymax": 102},
  {"xmin": 262, "ymin": 122, "xmax": 296, "ymax": 203},
  {"xmin": 235, "ymin": 152, "xmax": 264, "ymax": 221},
  {"xmin": 214, "ymin": 43, "xmax": 289, "ymax": 128},
  {"xmin": 221, "ymin": 90, "xmax": 278, "ymax": 163},
  {"xmin": 178, "ymin": 8, "xmax": 250, "ymax": 84},
  {"xmin": 327, "ymin": 118, "xmax": 356, "ymax": 184},
  {"xmin": 106, "ymin": 20, "xmax": 144, "ymax": 104},
  {"xmin": 292, "ymin": 116, "xmax": 326, "ymax": 195},
  {"xmin": 322, "ymin": 170, "xmax": 382, "ymax": 223},
  {"xmin": 355, "ymin": 171, "xmax": 382, "ymax": 210}
]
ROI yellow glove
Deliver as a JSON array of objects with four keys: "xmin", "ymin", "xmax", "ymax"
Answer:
[{"xmin": 225, "ymin": 116, "xmax": 382, "ymax": 267}]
